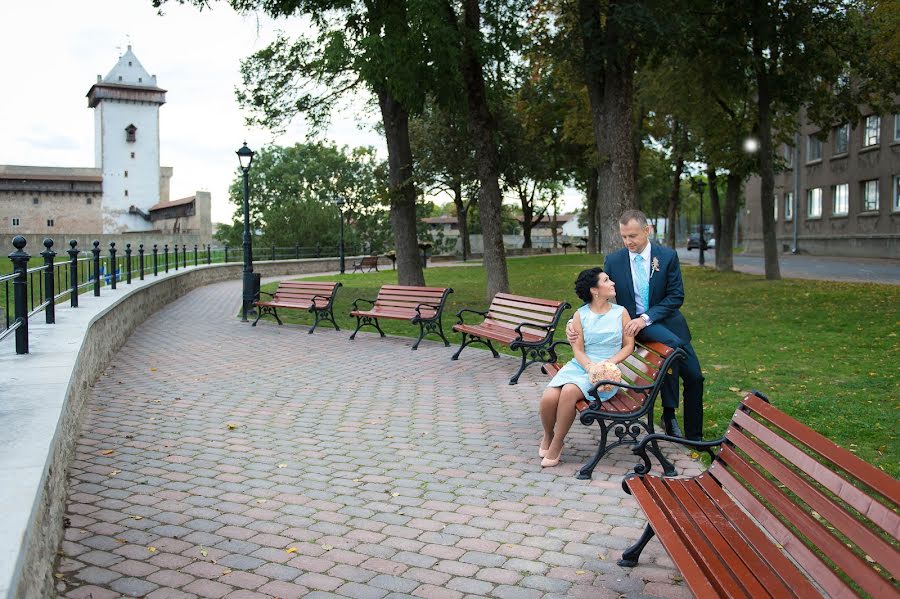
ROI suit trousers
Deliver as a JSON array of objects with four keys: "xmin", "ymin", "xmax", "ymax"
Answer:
[{"xmin": 638, "ymin": 323, "xmax": 704, "ymax": 440}]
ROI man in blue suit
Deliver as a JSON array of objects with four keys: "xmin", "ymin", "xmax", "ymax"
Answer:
[{"xmin": 568, "ymin": 209, "xmax": 704, "ymax": 440}]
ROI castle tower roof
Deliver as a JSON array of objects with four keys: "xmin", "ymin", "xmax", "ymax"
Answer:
[{"xmin": 87, "ymin": 45, "xmax": 166, "ymax": 108}]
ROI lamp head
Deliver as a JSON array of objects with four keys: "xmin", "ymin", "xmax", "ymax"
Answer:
[
  {"xmin": 236, "ymin": 142, "xmax": 254, "ymax": 171},
  {"xmin": 743, "ymin": 137, "xmax": 760, "ymax": 154}
]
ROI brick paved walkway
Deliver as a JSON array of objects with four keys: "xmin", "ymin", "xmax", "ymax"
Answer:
[{"xmin": 54, "ymin": 278, "xmax": 699, "ymax": 599}]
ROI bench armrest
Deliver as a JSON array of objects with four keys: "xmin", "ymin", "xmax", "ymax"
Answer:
[
  {"xmin": 546, "ymin": 340, "xmax": 570, "ymax": 363},
  {"xmin": 351, "ymin": 297, "xmax": 376, "ymax": 311},
  {"xmin": 585, "ymin": 379, "xmax": 654, "ymax": 403},
  {"xmin": 310, "ymin": 293, "xmax": 332, "ymax": 308},
  {"xmin": 414, "ymin": 302, "xmax": 442, "ymax": 321},
  {"xmin": 455, "ymin": 307, "xmax": 487, "ymax": 325},
  {"xmin": 258, "ymin": 290, "xmax": 275, "ymax": 298},
  {"xmin": 510, "ymin": 321, "xmax": 554, "ymax": 347},
  {"xmin": 628, "ymin": 433, "xmax": 726, "ymax": 477}
]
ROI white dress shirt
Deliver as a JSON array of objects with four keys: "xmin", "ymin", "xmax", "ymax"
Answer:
[{"xmin": 629, "ymin": 242, "xmax": 652, "ymax": 315}]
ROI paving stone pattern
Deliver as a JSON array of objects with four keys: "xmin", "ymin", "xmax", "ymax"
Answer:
[{"xmin": 55, "ymin": 278, "xmax": 700, "ymax": 599}]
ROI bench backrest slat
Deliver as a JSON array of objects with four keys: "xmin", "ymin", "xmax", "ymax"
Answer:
[
  {"xmin": 273, "ymin": 282, "xmax": 340, "ymax": 305},
  {"xmin": 478, "ymin": 293, "xmax": 568, "ymax": 338},
  {"xmin": 707, "ymin": 395, "xmax": 900, "ymax": 598},
  {"xmin": 373, "ymin": 285, "xmax": 450, "ymax": 314}
]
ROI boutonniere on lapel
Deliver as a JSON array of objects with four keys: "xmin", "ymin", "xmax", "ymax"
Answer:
[{"xmin": 650, "ymin": 257, "xmax": 660, "ymax": 278}]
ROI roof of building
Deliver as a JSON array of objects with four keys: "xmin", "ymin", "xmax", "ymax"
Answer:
[
  {"xmin": 149, "ymin": 195, "xmax": 195, "ymax": 212},
  {"xmin": 102, "ymin": 45, "xmax": 157, "ymax": 88},
  {"xmin": 517, "ymin": 213, "xmax": 576, "ymax": 224},
  {"xmin": 87, "ymin": 46, "xmax": 166, "ymax": 107},
  {"xmin": 422, "ymin": 216, "xmax": 459, "ymax": 224},
  {"xmin": 0, "ymin": 165, "xmax": 102, "ymax": 182}
]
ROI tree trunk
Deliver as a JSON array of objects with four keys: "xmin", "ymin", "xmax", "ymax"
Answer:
[
  {"xmin": 717, "ymin": 173, "xmax": 741, "ymax": 272},
  {"xmin": 753, "ymin": 5, "xmax": 781, "ymax": 280},
  {"xmin": 586, "ymin": 170, "xmax": 598, "ymax": 253},
  {"xmin": 452, "ymin": 180, "xmax": 470, "ymax": 261},
  {"xmin": 633, "ymin": 104, "xmax": 646, "ymax": 207},
  {"xmin": 666, "ymin": 136, "xmax": 684, "ymax": 249},
  {"xmin": 551, "ymin": 196, "xmax": 559, "ymax": 249},
  {"xmin": 521, "ymin": 190, "xmax": 533, "ymax": 248},
  {"xmin": 706, "ymin": 166, "xmax": 723, "ymax": 268},
  {"xmin": 598, "ymin": 3, "xmax": 638, "ymax": 255},
  {"xmin": 378, "ymin": 86, "xmax": 425, "ymax": 286},
  {"xmin": 458, "ymin": 0, "xmax": 509, "ymax": 299}
]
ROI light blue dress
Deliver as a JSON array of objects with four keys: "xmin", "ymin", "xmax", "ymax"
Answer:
[{"xmin": 548, "ymin": 303, "xmax": 624, "ymax": 401}]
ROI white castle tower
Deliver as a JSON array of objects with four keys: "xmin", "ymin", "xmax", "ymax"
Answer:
[{"xmin": 87, "ymin": 46, "xmax": 167, "ymax": 232}]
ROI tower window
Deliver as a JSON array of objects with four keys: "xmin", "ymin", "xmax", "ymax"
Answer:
[
  {"xmin": 33, "ymin": 197, "xmax": 39, "ymax": 205},
  {"xmin": 124, "ymin": 170, "xmax": 128, "ymax": 178},
  {"xmin": 11, "ymin": 218, "xmax": 20, "ymax": 226},
  {"xmin": 47, "ymin": 219, "xmax": 54, "ymax": 227},
  {"xmin": 128, "ymin": 61, "xmax": 132, "ymax": 66},
  {"xmin": 130, "ymin": 152, "xmax": 135, "ymax": 158},
  {"xmin": 118, "ymin": 75, "xmax": 123, "ymax": 81},
  {"xmin": 138, "ymin": 77, "xmax": 143, "ymax": 82},
  {"xmin": 86, "ymin": 198, "xmax": 93, "ymax": 205},
  {"xmin": 125, "ymin": 189, "xmax": 129, "ymax": 197},
  {"xmin": 125, "ymin": 124, "xmax": 137, "ymax": 143}
]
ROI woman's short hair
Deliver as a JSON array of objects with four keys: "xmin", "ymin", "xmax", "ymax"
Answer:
[{"xmin": 575, "ymin": 267, "xmax": 603, "ymax": 304}]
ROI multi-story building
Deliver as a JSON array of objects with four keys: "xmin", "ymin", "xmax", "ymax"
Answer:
[
  {"xmin": 742, "ymin": 111, "xmax": 900, "ymax": 258},
  {"xmin": 1, "ymin": 46, "xmax": 211, "ymax": 241}
]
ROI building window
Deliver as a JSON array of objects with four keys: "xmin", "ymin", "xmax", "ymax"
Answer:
[
  {"xmin": 11, "ymin": 218, "xmax": 20, "ymax": 226},
  {"xmin": 124, "ymin": 170, "xmax": 128, "ymax": 178},
  {"xmin": 894, "ymin": 115, "xmax": 900, "ymax": 142},
  {"xmin": 893, "ymin": 175, "xmax": 900, "ymax": 212},
  {"xmin": 807, "ymin": 134, "xmax": 822, "ymax": 161},
  {"xmin": 32, "ymin": 197, "xmax": 39, "ymax": 205},
  {"xmin": 86, "ymin": 197, "xmax": 93, "ymax": 204},
  {"xmin": 862, "ymin": 179, "xmax": 879, "ymax": 211},
  {"xmin": 47, "ymin": 219, "xmax": 54, "ymax": 227},
  {"xmin": 124, "ymin": 189, "xmax": 129, "ymax": 197},
  {"xmin": 832, "ymin": 183, "xmax": 849, "ymax": 215},
  {"xmin": 783, "ymin": 144, "xmax": 793, "ymax": 167},
  {"xmin": 130, "ymin": 152, "xmax": 135, "ymax": 159},
  {"xmin": 834, "ymin": 124, "xmax": 849, "ymax": 155},
  {"xmin": 784, "ymin": 192, "xmax": 793, "ymax": 220},
  {"xmin": 125, "ymin": 124, "xmax": 137, "ymax": 143},
  {"xmin": 807, "ymin": 188, "xmax": 822, "ymax": 218},
  {"xmin": 864, "ymin": 115, "xmax": 880, "ymax": 147}
]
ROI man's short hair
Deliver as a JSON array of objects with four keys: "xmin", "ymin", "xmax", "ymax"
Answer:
[{"xmin": 619, "ymin": 209, "xmax": 649, "ymax": 228}]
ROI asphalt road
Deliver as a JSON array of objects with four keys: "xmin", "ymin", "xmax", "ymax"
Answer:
[{"xmin": 676, "ymin": 248, "xmax": 900, "ymax": 285}]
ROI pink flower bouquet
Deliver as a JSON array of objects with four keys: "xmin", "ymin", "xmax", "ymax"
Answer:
[{"xmin": 588, "ymin": 361, "xmax": 622, "ymax": 392}]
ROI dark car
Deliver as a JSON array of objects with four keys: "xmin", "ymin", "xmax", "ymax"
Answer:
[{"xmin": 687, "ymin": 235, "xmax": 715, "ymax": 250}]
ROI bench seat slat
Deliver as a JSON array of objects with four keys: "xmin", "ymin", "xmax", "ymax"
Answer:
[
  {"xmin": 453, "ymin": 323, "xmax": 543, "ymax": 344},
  {"xmin": 258, "ymin": 300, "xmax": 314, "ymax": 309}
]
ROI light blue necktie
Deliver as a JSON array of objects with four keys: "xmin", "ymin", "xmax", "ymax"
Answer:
[{"xmin": 634, "ymin": 254, "xmax": 650, "ymax": 309}]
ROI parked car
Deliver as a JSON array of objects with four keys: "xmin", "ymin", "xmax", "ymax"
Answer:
[{"xmin": 687, "ymin": 235, "xmax": 715, "ymax": 250}]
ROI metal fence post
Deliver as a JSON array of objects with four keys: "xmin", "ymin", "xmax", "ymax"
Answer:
[
  {"xmin": 92, "ymin": 240, "xmax": 101, "ymax": 296},
  {"xmin": 109, "ymin": 242, "xmax": 117, "ymax": 289},
  {"xmin": 271, "ymin": 244, "xmax": 276, "ymax": 261},
  {"xmin": 67, "ymin": 240, "xmax": 79, "ymax": 308},
  {"xmin": 194, "ymin": 244, "xmax": 198, "ymax": 266},
  {"xmin": 315, "ymin": 244, "xmax": 321, "ymax": 258},
  {"xmin": 153, "ymin": 244, "xmax": 159, "ymax": 276},
  {"xmin": 173, "ymin": 244, "xmax": 179, "ymax": 271},
  {"xmin": 139, "ymin": 244, "xmax": 145, "ymax": 280},
  {"xmin": 41, "ymin": 238, "xmax": 56, "ymax": 324},
  {"xmin": 164, "ymin": 244, "xmax": 169, "ymax": 273},
  {"xmin": 9, "ymin": 236, "xmax": 30, "ymax": 354},
  {"xmin": 295, "ymin": 243, "xmax": 300, "ymax": 259},
  {"xmin": 125, "ymin": 243, "xmax": 132, "ymax": 284},
  {"xmin": 224, "ymin": 245, "xmax": 229, "ymax": 263},
  {"xmin": 183, "ymin": 244, "xmax": 187, "ymax": 269},
  {"xmin": 207, "ymin": 244, "xmax": 211, "ymax": 265}
]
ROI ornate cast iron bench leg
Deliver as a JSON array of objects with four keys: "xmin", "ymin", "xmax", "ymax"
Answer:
[
  {"xmin": 576, "ymin": 419, "xmax": 610, "ymax": 480},
  {"xmin": 309, "ymin": 307, "xmax": 339, "ymax": 334},
  {"xmin": 618, "ymin": 524, "xmax": 655, "ymax": 567},
  {"xmin": 349, "ymin": 315, "xmax": 385, "ymax": 340},
  {"xmin": 451, "ymin": 334, "xmax": 500, "ymax": 360},
  {"xmin": 252, "ymin": 306, "xmax": 281, "ymax": 327}
]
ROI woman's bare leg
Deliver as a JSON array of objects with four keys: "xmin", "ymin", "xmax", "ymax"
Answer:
[
  {"xmin": 539, "ymin": 387, "xmax": 561, "ymax": 451},
  {"xmin": 545, "ymin": 384, "xmax": 585, "ymax": 460}
]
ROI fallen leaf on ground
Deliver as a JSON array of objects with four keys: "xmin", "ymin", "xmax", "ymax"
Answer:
[
  {"xmin": 148, "ymin": 546, "xmax": 157, "ymax": 553},
  {"xmin": 200, "ymin": 548, "xmax": 208, "ymax": 557},
  {"xmin": 222, "ymin": 569, "xmax": 232, "ymax": 575},
  {"xmin": 321, "ymin": 544, "xmax": 333, "ymax": 551},
  {"xmin": 130, "ymin": 516, "xmax": 143, "ymax": 520},
  {"xmin": 285, "ymin": 547, "xmax": 297, "ymax": 554},
  {"xmin": 576, "ymin": 570, "xmax": 586, "ymax": 575},
  {"xmin": 150, "ymin": 368, "xmax": 157, "ymax": 372},
  {"xmin": 101, "ymin": 450, "xmax": 115, "ymax": 455},
  {"xmin": 226, "ymin": 423, "xmax": 238, "ymax": 430},
  {"xmin": 109, "ymin": 470, "xmax": 120, "ymax": 477},
  {"xmin": 277, "ymin": 464, "xmax": 287, "ymax": 468}
]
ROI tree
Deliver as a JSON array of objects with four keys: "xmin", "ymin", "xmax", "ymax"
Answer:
[
  {"xmin": 220, "ymin": 143, "xmax": 390, "ymax": 252},
  {"xmin": 153, "ymin": 0, "xmax": 463, "ymax": 286}
]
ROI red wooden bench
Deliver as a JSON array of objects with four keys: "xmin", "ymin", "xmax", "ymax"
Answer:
[
  {"xmin": 349, "ymin": 285, "xmax": 453, "ymax": 350},
  {"xmin": 619, "ymin": 391, "xmax": 900, "ymax": 598},
  {"xmin": 351, "ymin": 255, "xmax": 380, "ymax": 273},
  {"xmin": 253, "ymin": 280, "xmax": 342, "ymax": 334},
  {"xmin": 452, "ymin": 293, "xmax": 570, "ymax": 385},
  {"xmin": 542, "ymin": 340, "xmax": 684, "ymax": 479}
]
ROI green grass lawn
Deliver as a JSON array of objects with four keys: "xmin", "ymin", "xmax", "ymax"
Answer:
[{"xmin": 261, "ymin": 253, "xmax": 899, "ymax": 477}]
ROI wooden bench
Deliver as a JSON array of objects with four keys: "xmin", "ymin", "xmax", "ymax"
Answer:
[
  {"xmin": 351, "ymin": 255, "xmax": 379, "ymax": 274},
  {"xmin": 619, "ymin": 391, "xmax": 900, "ymax": 598},
  {"xmin": 253, "ymin": 281, "xmax": 342, "ymax": 334},
  {"xmin": 542, "ymin": 340, "xmax": 684, "ymax": 479},
  {"xmin": 452, "ymin": 293, "xmax": 570, "ymax": 385},
  {"xmin": 349, "ymin": 285, "xmax": 453, "ymax": 350}
]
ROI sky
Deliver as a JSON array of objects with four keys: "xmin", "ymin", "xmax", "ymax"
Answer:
[{"xmin": 1, "ymin": 0, "xmax": 583, "ymax": 225}]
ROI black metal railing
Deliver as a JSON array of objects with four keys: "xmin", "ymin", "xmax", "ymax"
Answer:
[{"xmin": 3, "ymin": 236, "xmax": 361, "ymax": 354}]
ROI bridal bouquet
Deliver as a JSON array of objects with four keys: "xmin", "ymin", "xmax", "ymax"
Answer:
[{"xmin": 588, "ymin": 361, "xmax": 622, "ymax": 392}]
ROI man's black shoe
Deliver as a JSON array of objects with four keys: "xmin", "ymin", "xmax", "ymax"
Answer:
[{"xmin": 659, "ymin": 416, "xmax": 684, "ymax": 438}]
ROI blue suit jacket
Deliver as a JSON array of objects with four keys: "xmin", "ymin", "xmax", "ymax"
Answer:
[{"xmin": 603, "ymin": 244, "xmax": 692, "ymax": 342}]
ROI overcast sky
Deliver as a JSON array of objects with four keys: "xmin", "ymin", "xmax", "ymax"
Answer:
[{"xmin": 2, "ymin": 0, "xmax": 582, "ymax": 225}]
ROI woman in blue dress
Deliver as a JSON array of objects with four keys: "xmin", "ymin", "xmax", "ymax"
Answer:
[{"xmin": 539, "ymin": 267, "xmax": 635, "ymax": 467}]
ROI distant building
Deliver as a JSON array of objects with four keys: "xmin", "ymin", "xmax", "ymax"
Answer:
[
  {"xmin": 0, "ymin": 46, "xmax": 211, "ymax": 240},
  {"xmin": 742, "ymin": 111, "xmax": 900, "ymax": 258},
  {"xmin": 422, "ymin": 213, "xmax": 587, "ymax": 244}
]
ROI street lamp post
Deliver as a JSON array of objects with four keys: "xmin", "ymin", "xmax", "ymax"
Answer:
[
  {"xmin": 237, "ymin": 142, "xmax": 255, "ymax": 322},
  {"xmin": 692, "ymin": 177, "xmax": 707, "ymax": 267},
  {"xmin": 334, "ymin": 197, "xmax": 346, "ymax": 274}
]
